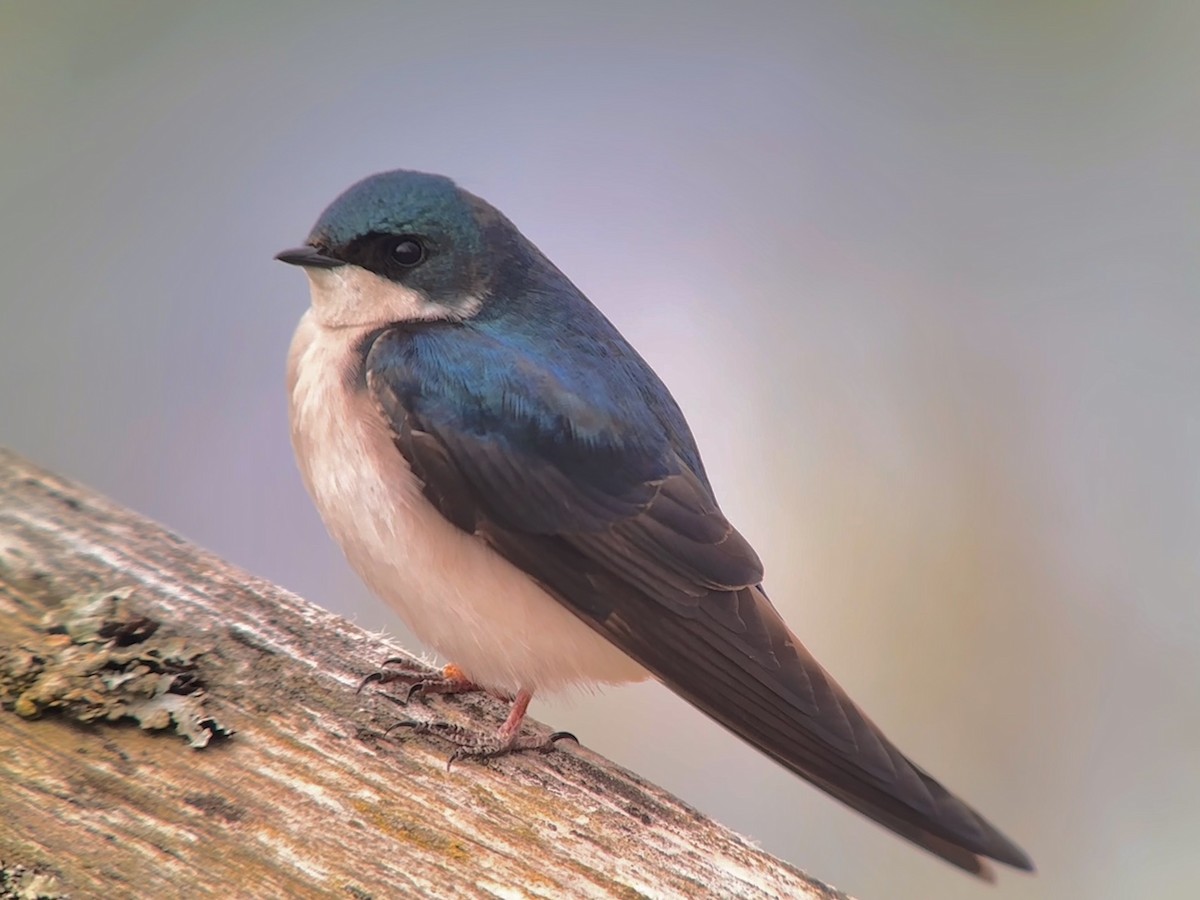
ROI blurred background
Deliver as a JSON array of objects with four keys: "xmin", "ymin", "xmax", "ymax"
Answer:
[{"xmin": 2, "ymin": 3, "xmax": 1197, "ymax": 898}]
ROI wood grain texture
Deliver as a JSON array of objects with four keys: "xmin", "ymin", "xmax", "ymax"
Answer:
[{"xmin": 0, "ymin": 448, "xmax": 846, "ymax": 900}]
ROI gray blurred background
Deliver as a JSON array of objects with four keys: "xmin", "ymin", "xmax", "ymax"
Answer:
[{"xmin": 2, "ymin": 3, "xmax": 1197, "ymax": 898}]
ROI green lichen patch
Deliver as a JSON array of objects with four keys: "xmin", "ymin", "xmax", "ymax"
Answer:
[{"xmin": 0, "ymin": 588, "xmax": 233, "ymax": 748}]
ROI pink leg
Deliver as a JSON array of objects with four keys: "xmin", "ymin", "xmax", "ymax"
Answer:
[{"xmin": 496, "ymin": 689, "xmax": 533, "ymax": 742}]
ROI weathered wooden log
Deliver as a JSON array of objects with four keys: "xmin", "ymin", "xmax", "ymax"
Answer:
[{"xmin": 0, "ymin": 448, "xmax": 844, "ymax": 899}]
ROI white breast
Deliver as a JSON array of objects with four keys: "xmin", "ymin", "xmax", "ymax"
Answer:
[{"xmin": 286, "ymin": 310, "xmax": 647, "ymax": 696}]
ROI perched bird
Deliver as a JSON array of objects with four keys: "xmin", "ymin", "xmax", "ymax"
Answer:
[{"xmin": 277, "ymin": 169, "xmax": 1033, "ymax": 880}]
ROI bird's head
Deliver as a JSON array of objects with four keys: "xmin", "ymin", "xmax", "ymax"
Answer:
[{"xmin": 276, "ymin": 169, "xmax": 508, "ymax": 330}]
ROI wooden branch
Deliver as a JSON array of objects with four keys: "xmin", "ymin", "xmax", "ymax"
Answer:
[{"xmin": 0, "ymin": 448, "xmax": 846, "ymax": 900}]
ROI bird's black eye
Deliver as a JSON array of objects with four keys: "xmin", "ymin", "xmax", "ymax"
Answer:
[{"xmin": 390, "ymin": 236, "xmax": 426, "ymax": 267}]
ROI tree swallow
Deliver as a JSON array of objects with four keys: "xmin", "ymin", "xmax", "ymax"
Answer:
[{"xmin": 276, "ymin": 169, "xmax": 1033, "ymax": 879}]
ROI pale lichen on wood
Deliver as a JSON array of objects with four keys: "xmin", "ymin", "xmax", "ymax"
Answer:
[
  {"xmin": 0, "ymin": 448, "xmax": 846, "ymax": 900},
  {"xmin": 1, "ymin": 586, "xmax": 232, "ymax": 747}
]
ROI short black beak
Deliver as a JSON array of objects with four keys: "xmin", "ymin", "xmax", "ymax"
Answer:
[{"xmin": 274, "ymin": 246, "xmax": 345, "ymax": 269}]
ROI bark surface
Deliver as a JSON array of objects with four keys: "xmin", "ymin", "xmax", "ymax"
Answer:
[{"xmin": 0, "ymin": 448, "xmax": 845, "ymax": 900}]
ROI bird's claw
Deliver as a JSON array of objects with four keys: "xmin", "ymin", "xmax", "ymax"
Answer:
[
  {"xmin": 355, "ymin": 657, "xmax": 427, "ymax": 695},
  {"xmin": 355, "ymin": 671, "xmax": 385, "ymax": 695},
  {"xmin": 383, "ymin": 718, "xmax": 423, "ymax": 737},
  {"xmin": 388, "ymin": 719, "xmax": 576, "ymax": 770},
  {"xmin": 357, "ymin": 659, "xmax": 480, "ymax": 702}
]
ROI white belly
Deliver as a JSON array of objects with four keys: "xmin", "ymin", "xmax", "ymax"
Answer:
[{"xmin": 287, "ymin": 311, "xmax": 647, "ymax": 696}]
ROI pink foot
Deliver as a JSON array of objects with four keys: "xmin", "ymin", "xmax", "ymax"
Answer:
[{"xmin": 388, "ymin": 688, "xmax": 577, "ymax": 769}]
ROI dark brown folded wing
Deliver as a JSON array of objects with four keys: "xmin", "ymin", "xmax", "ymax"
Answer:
[{"xmin": 367, "ymin": 329, "xmax": 1032, "ymax": 877}]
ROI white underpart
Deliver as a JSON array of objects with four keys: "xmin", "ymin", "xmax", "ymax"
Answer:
[{"xmin": 287, "ymin": 265, "xmax": 647, "ymax": 695}]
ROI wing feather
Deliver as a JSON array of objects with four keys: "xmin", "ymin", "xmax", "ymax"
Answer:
[{"xmin": 366, "ymin": 327, "xmax": 1032, "ymax": 876}]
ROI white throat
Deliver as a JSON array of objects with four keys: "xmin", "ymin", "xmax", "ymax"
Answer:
[{"xmin": 303, "ymin": 265, "xmax": 481, "ymax": 330}]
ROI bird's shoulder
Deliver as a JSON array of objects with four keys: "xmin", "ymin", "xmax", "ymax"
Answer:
[{"xmin": 364, "ymin": 317, "xmax": 762, "ymax": 585}]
